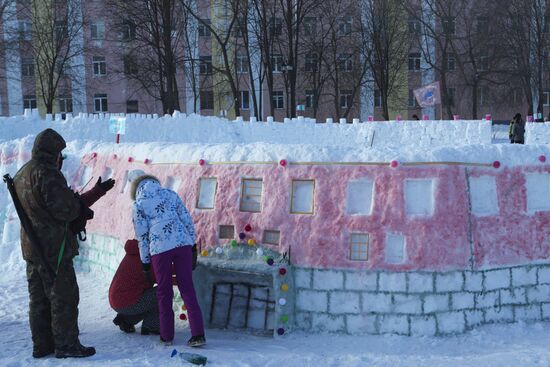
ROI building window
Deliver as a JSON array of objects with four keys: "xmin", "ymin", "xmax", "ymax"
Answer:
[
  {"xmin": 305, "ymin": 90, "xmax": 316, "ymax": 109},
  {"xmin": 338, "ymin": 53, "xmax": 353, "ymax": 72},
  {"xmin": 126, "ymin": 100, "xmax": 138, "ymax": 113},
  {"xmin": 303, "ymin": 17, "xmax": 316, "ymax": 37},
  {"xmin": 263, "ymin": 230, "xmax": 280, "ymax": 245},
  {"xmin": 272, "ymin": 91, "xmax": 284, "ymax": 109},
  {"xmin": 340, "ymin": 90, "xmax": 352, "ymax": 109},
  {"xmin": 404, "ymin": 179, "xmax": 434, "ymax": 216},
  {"xmin": 58, "ymin": 95, "xmax": 73, "ymax": 113},
  {"xmin": 236, "ymin": 55, "xmax": 247, "ymax": 74},
  {"xmin": 478, "ymin": 86, "xmax": 488, "ymax": 106},
  {"xmin": 408, "ymin": 15, "xmax": 420, "ymax": 35},
  {"xmin": 92, "ymin": 56, "xmax": 106, "ymax": 76},
  {"xmin": 305, "ymin": 53, "xmax": 318, "ymax": 72},
  {"xmin": 18, "ymin": 20, "xmax": 32, "ymax": 41},
  {"xmin": 479, "ymin": 54, "xmax": 489, "ymax": 71},
  {"xmin": 54, "ymin": 21, "xmax": 67, "ymax": 43},
  {"xmin": 239, "ymin": 90, "xmax": 249, "ymax": 110},
  {"xmin": 200, "ymin": 90, "xmax": 214, "ymax": 110},
  {"xmin": 21, "ymin": 58, "xmax": 34, "ymax": 77},
  {"xmin": 23, "ymin": 94, "xmax": 36, "ymax": 110},
  {"xmin": 338, "ymin": 16, "xmax": 352, "ymax": 36},
  {"xmin": 446, "ymin": 87, "xmax": 455, "ymax": 107},
  {"xmin": 271, "ymin": 54, "xmax": 283, "ymax": 73},
  {"xmin": 477, "ymin": 16, "xmax": 489, "ymax": 34},
  {"xmin": 442, "ymin": 16, "xmax": 455, "ymax": 35},
  {"xmin": 123, "ymin": 55, "xmax": 138, "ymax": 75},
  {"xmin": 408, "ymin": 89, "xmax": 417, "ymax": 108},
  {"xmin": 346, "ymin": 179, "xmax": 374, "ymax": 215},
  {"xmin": 198, "ymin": 19, "xmax": 211, "ymax": 37},
  {"xmin": 200, "ymin": 56, "xmax": 213, "ymax": 75},
  {"xmin": 120, "ymin": 20, "xmax": 136, "ymax": 41},
  {"xmin": 197, "ymin": 177, "xmax": 217, "ymax": 209},
  {"xmin": 445, "ymin": 52, "xmax": 455, "ymax": 71},
  {"xmin": 408, "ymin": 52, "xmax": 421, "ymax": 71},
  {"xmin": 350, "ymin": 233, "xmax": 369, "ymax": 261},
  {"xmin": 291, "ymin": 180, "xmax": 315, "ymax": 214},
  {"xmin": 269, "ymin": 17, "xmax": 282, "ymax": 38},
  {"xmin": 219, "ymin": 225, "xmax": 234, "ymax": 239},
  {"xmin": 94, "ymin": 93, "xmax": 108, "ymax": 112},
  {"xmin": 91, "ymin": 21, "xmax": 105, "ymax": 40},
  {"xmin": 240, "ymin": 178, "xmax": 263, "ymax": 213},
  {"xmin": 374, "ymin": 89, "xmax": 382, "ymax": 108}
]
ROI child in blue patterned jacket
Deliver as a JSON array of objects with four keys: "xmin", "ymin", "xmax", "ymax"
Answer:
[{"xmin": 128, "ymin": 169, "xmax": 205, "ymax": 347}]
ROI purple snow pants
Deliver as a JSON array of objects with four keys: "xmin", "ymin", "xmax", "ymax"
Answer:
[{"xmin": 151, "ymin": 246, "xmax": 204, "ymax": 342}]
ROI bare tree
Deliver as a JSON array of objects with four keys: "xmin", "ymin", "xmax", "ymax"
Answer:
[
  {"xmin": 360, "ymin": 0, "xmax": 409, "ymax": 120},
  {"xmin": 17, "ymin": 0, "xmax": 86, "ymax": 114}
]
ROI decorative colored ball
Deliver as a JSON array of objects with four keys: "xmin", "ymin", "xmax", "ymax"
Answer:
[
  {"xmin": 279, "ymin": 159, "xmax": 287, "ymax": 167},
  {"xmin": 215, "ymin": 247, "xmax": 223, "ymax": 254},
  {"xmin": 280, "ymin": 315, "xmax": 289, "ymax": 323},
  {"xmin": 540, "ymin": 155, "xmax": 547, "ymax": 163},
  {"xmin": 128, "ymin": 157, "xmax": 134, "ymax": 162},
  {"xmin": 199, "ymin": 159, "xmax": 205, "ymax": 166},
  {"xmin": 239, "ymin": 232, "xmax": 246, "ymax": 240},
  {"xmin": 247, "ymin": 239, "xmax": 256, "ymax": 246},
  {"xmin": 91, "ymin": 152, "xmax": 97, "ymax": 158},
  {"xmin": 179, "ymin": 313, "xmax": 187, "ymax": 320},
  {"xmin": 277, "ymin": 328, "xmax": 285, "ymax": 335},
  {"xmin": 279, "ymin": 268, "xmax": 287, "ymax": 276},
  {"xmin": 256, "ymin": 248, "xmax": 264, "ymax": 256},
  {"xmin": 266, "ymin": 257, "xmax": 274, "ymax": 266},
  {"xmin": 281, "ymin": 283, "xmax": 289, "ymax": 292},
  {"xmin": 230, "ymin": 239, "xmax": 238, "ymax": 247},
  {"xmin": 390, "ymin": 160, "xmax": 398, "ymax": 168},
  {"xmin": 244, "ymin": 224, "xmax": 252, "ymax": 232},
  {"xmin": 171, "ymin": 349, "xmax": 178, "ymax": 358},
  {"xmin": 492, "ymin": 160, "xmax": 501, "ymax": 169},
  {"xmin": 200, "ymin": 249, "xmax": 209, "ymax": 257},
  {"xmin": 278, "ymin": 298, "xmax": 287, "ymax": 306},
  {"xmin": 182, "ymin": 304, "xmax": 187, "ymax": 311},
  {"xmin": 144, "ymin": 158, "xmax": 150, "ymax": 164}
]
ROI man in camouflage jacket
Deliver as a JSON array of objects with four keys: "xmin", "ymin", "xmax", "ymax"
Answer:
[{"xmin": 13, "ymin": 128, "xmax": 114, "ymax": 359}]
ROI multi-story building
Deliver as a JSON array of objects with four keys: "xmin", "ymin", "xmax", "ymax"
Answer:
[{"xmin": 0, "ymin": 0, "xmax": 545, "ymax": 122}]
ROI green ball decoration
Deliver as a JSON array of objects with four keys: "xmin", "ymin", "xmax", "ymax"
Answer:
[
  {"xmin": 230, "ymin": 239, "xmax": 238, "ymax": 247},
  {"xmin": 280, "ymin": 315, "xmax": 289, "ymax": 323}
]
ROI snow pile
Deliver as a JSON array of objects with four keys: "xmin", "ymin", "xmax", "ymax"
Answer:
[{"xmin": 526, "ymin": 122, "xmax": 550, "ymax": 144}]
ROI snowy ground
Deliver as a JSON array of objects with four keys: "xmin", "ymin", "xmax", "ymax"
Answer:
[{"xmin": 1, "ymin": 271, "xmax": 550, "ymax": 367}]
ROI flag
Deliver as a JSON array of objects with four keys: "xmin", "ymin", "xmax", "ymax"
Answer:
[{"xmin": 414, "ymin": 82, "xmax": 441, "ymax": 108}]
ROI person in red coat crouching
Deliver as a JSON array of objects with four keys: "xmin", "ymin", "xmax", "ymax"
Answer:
[{"xmin": 109, "ymin": 239, "xmax": 160, "ymax": 335}]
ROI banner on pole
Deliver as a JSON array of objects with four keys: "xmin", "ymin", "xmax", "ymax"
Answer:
[
  {"xmin": 109, "ymin": 116, "xmax": 126, "ymax": 135},
  {"xmin": 414, "ymin": 82, "xmax": 441, "ymax": 108}
]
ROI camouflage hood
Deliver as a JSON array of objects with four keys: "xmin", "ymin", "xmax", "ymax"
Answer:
[{"xmin": 32, "ymin": 128, "xmax": 66, "ymax": 165}]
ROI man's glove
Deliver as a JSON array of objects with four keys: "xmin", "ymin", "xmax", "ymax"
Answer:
[
  {"xmin": 142, "ymin": 263, "xmax": 153, "ymax": 285},
  {"xmin": 95, "ymin": 177, "xmax": 115, "ymax": 193}
]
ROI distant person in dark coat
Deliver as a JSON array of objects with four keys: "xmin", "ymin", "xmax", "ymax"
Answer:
[{"xmin": 510, "ymin": 113, "xmax": 525, "ymax": 144}]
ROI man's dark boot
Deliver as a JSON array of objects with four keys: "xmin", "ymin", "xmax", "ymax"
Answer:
[{"xmin": 55, "ymin": 342, "xmax": 96, "ymax": 358}]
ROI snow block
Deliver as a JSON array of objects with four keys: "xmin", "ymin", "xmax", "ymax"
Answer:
[
  {"xmin": 465, "ymin": 310, "xmax": 484, "ymax": 329},
  {"xmin": 423, "ymin": 294, "xmax": 449, "ymax": 313},
  {"xmin": 329, "ymin": 292, "xmax": 360, "ymax": 314},
  {"xmin": 541, "ymin": 303, "xmax": 550, "ymax": 320},
  {"xmin": 475, "ymin": 290, "xmax": 499, "ymax": 309},
  {"xmin": 485, "ymin": 306, "xmax": 514, "ymax": 323},
  {"xmin": 379, "ymin": 315, "xmax": 409, "ymax": 335},
  {"xmin": 294, "ymin": 268, "xmax": 312, "ymax": 288},
  {"xmin": 311, "ymin": 313, "xmax": 346, "ymax": 333},
  {"xmin": 526, "ymin": 285, "xmax": 550, "ymax": 303},
  {"xmin": 484, "ymin": 269, "xmax": 511, "ymax": 291},
  {"xmin": 500, "ymin": 288, "xmax": 527, "ymax": 305},
  {"xmin": 313, "ymin": 270, "xmax": 344, "ymax": 291},
  {"xmin": 537, "ymin": 266, "xmax": 550, "ymax": 285},
  {"xmin": 296, "ymin": 290, "xmax": 328, "ymax": 313},
  {"xmin": 511, "ymin": 267, "xmax": 537, "ymax": 287},
  {"xmin": 451, "ymin": 292, "xmax": 475, "ymax": 310},
  {"xmin": 408, "ymin": 273, "xmax": 434, "ymax": 293},
  {"xmin": 362, "ymin": 293, "xmax": 393, "ymax": 313},
  {"xmin": 435, "ymin": 272, "xmax": 464, "ymax": 293},
  {"xmin": 436, "ymin": 312, "xmax": 465, "ymax": 335},
  {"xmin": 346, "ymin": 314, "xmax": 378, "ymax": 335},
  {"xmin": 514, "ymin": 304, "xmax": 541, "ymax": 322},
  {"xmin": 393, "ymin": 294, "xmax": 422, "ymax": 314},
  {"xmin": 464, "ymin": 271, "xmax": 483, "ymax": 292},
  {"xmin": 378, "ymin": 272, "xmax": 406, "ymax": 293},
  {"xmin": 294, "ymin": 312, "xmax": 312, "ymax": 330},
  {"xmin": 410, "ymin": 315, "xmax": 437, "ymax": 337},
  {"xmin": 345, "ymin": 271, "xmax": 377, "ymax": 291}
]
